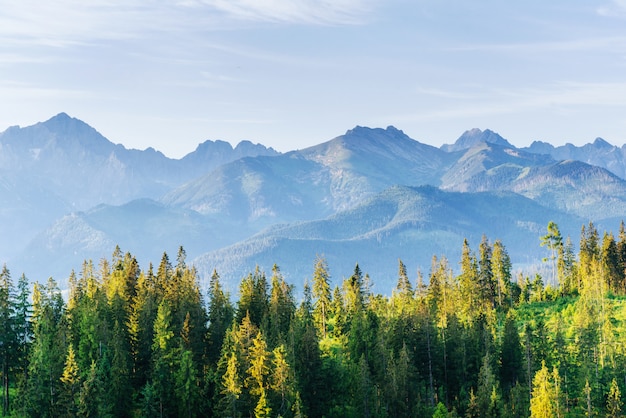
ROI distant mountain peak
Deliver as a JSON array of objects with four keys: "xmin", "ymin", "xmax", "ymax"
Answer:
[
  {"xmin": 592, "ymin": 137, "xmax": 613, "ymax": 149},
  {"xmin": 49, "ymin": 112, "xmax": 72, "ymax": 121},
  {"xmin": 442, "ymin": 128, "xmax": 512, "ymax": 152},
  {"xmin": 343, "ymin": 125, "xmax": 410, "ymax": 141},
  {"xmin": 43, "ymin": 112, "xmax": 87, "ymax": 129}
]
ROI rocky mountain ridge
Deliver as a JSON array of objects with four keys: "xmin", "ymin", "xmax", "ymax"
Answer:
[{"xmin": 3, "ymin": 115, "xmax": 626, "ymax": 288}]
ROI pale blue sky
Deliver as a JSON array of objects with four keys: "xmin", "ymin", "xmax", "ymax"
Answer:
[{"xmin": 1, "ymin": 0, "xmax": 626, "ymax": 158}]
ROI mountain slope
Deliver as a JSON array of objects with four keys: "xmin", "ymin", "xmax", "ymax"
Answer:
[
  {"xmin": 7, "ymin": 114, "xmax": 626, "ymax": 290},
  {"xmin": 441, "ymin": 128, "xmax": 513, "ymax": 152},
  {"xmin": 0, "ymin": 113, "xmax": 279, "ymax": 209},
  {"xmin": 0, "ymin": 113, "xmax": 277, "ymax": 261},
  {"xmin": 12, "ymin": 198, "xmax": 256, "ymax": 284},
  {"xmin": 439, "ymin": 141, "xmax": 626, "ymax": 221},
  {"xmin": 163, "ymin": 126, "xmax": 457, "ymax": 226},
  {"xmin": 440, "ymin": 142, "xmax": 554, "ymax": 191},
  {"xmin": 524, "ymin": 137, "xmax": 626, "ymax": 179},
  {"xmin": 192, "ymin": 185, "xmax": 584, "ymax": 292}
]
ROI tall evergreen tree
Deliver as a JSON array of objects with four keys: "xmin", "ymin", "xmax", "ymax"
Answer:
[
  {"xmin": 22, "ymin": 278, "xmax": 67, "ymax": 418},
  {"xmin": 478, "ymin": 235, "xmax": 496, "ymax": 309},
  {"xmin": 246, "ymin": 331, "xmax": 271, "ymax": 417},
  {"xmin": 151, "ymin": 299, "xmax": 177, "ymax": 418},
  {"xmin": 500, "ymin": 312, "xmax": 524, "ymax": 394},
  {"xmin": 492, "ymin": 239, "xmax": 512, "ymax": 307},
  {"xmin": 529, "ymin": 361, "xmax": 559, "ymax": 418},
  {"xmin": 312, "ymin": 256, "xmax": 332, "ymax": 339},
  {"xmin": 540, "ymin": 221, "xmax": 563, "ymax": 287},
  {"xmin": 175, "ymin": 348, "xmax": 200, "ymax": 418},
  {"xmin": 268, "ymin": 265, "xmax": 295, "ymax": 346},
  {"xmin": 220, "ymin": 351, "xmax": 242, "ymax": 418},
  {"xmin": 207, "ymin": 270, "xmax": 234, "ymax": 365},
  {"xmin": 59, "ymin": 343, "xmax": 80, "ymax": 417},
  {"xmin": 237, "ymin": 267, "xmax": 269, "ymax": 329},
  {"xmin": 0, "ymin": 265, "xmax": 15, "ymax": 416},
  {"xmin": 607, "ymin": 377, "xmax": 623, "ymax": 418}
]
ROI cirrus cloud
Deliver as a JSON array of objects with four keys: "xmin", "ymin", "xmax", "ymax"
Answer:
[{"xmin": 197, "ymin": 0, "xmax": 378, "ymax": 25}]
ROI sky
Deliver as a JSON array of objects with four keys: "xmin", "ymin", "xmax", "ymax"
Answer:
[{"xmin": 1, "ymin": 1, "xmax": 626, "ymax": 158}]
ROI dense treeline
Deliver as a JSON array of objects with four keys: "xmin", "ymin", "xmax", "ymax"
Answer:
[{"xmin": 2, "ymin": 222, "xmax": 626, "ymax": 417}]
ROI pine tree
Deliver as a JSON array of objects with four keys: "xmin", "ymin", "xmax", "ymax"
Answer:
[
  {"xmin": 0, "ymin": 265, "xmax": 15, "ymax": 416},
  {"xmin": 606, "ymin": 378, "xmax": 622, "ymax": 418},
  {"xmin": 492, "ymin": 239, "xmax": 512, "ymax": 307},
  {"xmin": 13, "ymin": 273, "xmax": 32, "ymax": 399},
  {"xmin": 128, "ymin": 270, "xmax": 158, "ymax": 391},
  {"xmin": 476, "ymin": 352, "xmax": 500, "ymax": 417},
  {"xmin": 601, "ymin": 232, "xmax": 622, "ymax": 293},
  {"xmin": 237, "ymin": 267, "xmax": 269, "ymax": 328},
  {"xmin": 541, "ymin": 221, "xmax": 563, "ymax": 287},
  {"xmin": 396, "ymin": 258, "xmax": 413, "ymax": 297},
  {"xmin": 500, "ymin": 312, "xmax": 524, "ymax": 393},
  {"xmin": 312, "ymin": 256, "xmax": 332, "ymax": 339},
  {"xmin": 176, "ymin": 349, "xmax": 200, "ymax": 418},
  {"xmin": 529, "ymin": 361, "xmax": 556, "ymax": 418},
  {"xmin": 22, "ymin": 278, "xmax": 67, "ymax": 417},
  {"xmin": 151, "ymin": 299, "xmax": 177, "ymax": 417},
  {"xmin": 270, "ymin": 344, "xmax": 293, "ymax": 416},
  {"xmin": 459, "ymin": 239, "xmax": 480, "ymax": 324},
  {"xmin": 207, "ymin": 270, "xmax": 234, "ymax": 365},
  {"xmin": 345, "ymin": 263, "xmax": 365, "ymax": 316},
  {"xmin": 268, "ymin": 265, "xmax": 295, "ymax": 346},
  {"xmin": 478, "ymin": 235, "xmax": 496, "ymax": 309},
  {"xmin": 78, "ymin": 361, "xmax": 100, "ymax": 418},
  {"xmin": 106, "ymin": 318, "xmax": 133, "ymax": 418},
  {"xmin": 59, "ymin": 343, "xmax": 80, "ymax": 416},
  {"xmin": 221, "ymin": 351, "xmax": 242, "ymax": 418},
  {"xmin": 246, "ymin": 331, "xmax": 271, "ymax": 417},
  {"xmin": 292, "ymin": 288, "xmax": 324, "ymax": 417}
]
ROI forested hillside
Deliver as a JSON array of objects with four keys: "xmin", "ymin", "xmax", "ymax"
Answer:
[{"xmin": 2, "ymin": 221, "xmax": 626, "ymax": 417}]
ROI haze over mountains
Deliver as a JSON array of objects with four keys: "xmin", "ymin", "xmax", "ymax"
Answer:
[{"xmin": 3, "ymin": 113, "xmax": 626, "ymax": 292}]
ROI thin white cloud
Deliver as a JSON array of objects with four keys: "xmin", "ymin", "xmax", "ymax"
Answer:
[
  {"xmin": 598, "ymin": 0, "xmax": 626, "ymax": 17},
  {"xmin": 0, "ymin": 80, "xmax": 91, "ymax": 100},
  {"xmin": 0, "ymin": 1, "xmax": 222, "ymax": 47},
  {"xmin": 392, "ymin": 81, "xmax": 626, "ymax": 123},
  {"xmin": 0, "ymin": 0, "xmax": 377, "ymax": 47},
  {"xmin": 448, "ymin": 36, "xmax": 626, "ymax": 54},
  {"xmin": 197, "ymin": 0, "xmax": 377, "ymax": 25}
]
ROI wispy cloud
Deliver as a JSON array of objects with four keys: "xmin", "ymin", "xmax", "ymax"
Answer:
[
  {"xmin": 448, "ymin": 36, "xmax": 626, "ymax": 54},
  {"xmin": 0, "ymin": 80, "xmax": 91, "ymax": 100},
  {"xmin": 0, "ymin": 0, "xmax": 378, "ymax": 55},
  {"xmin": 0, "ymin": 1, "xmax": 222, "ymax": 48},
  {"xmin": 598, "ymin": 0, "xmax": 626, "ymax": 17},
  {"xmin": 392, "ymin": 81, "xmax": 626, "ymax": 123},
  {"xmin": 196, "ymin": 0, "xmax": 378, "ymax": 25}
]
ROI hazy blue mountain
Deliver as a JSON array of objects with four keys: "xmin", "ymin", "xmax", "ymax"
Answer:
[
  {"xmin": 508, "ymin": 160, "xmax": 626, "ymax": 221},
  {"xmin": 192, "ymin": 185, "xmax": 585, "ymax": 292},
  {"xmin": 0, "ymin": 113, "xmax": 278, "ymax": 209},
  {"xmin": 441, "ymin": 128, "xmax": 512, "ymax": 152},
  {"xmin": 163, "ymin": 126, "xmax": 457, "ymax": 226},
  {"xmin": 524, "ymin": 137, "xmax": 626, "ymax": 179},
  {"xmin": 440, "ymin": 140, "xmax": 626, "ymax": 221},
  {"xmin": 0, "ymin": 172, "xmax": 69, "ymax": 257},
  {"xmin": 0, "ymin": 113, "xmax": 277, "ymax": 261},
  {"xmin": 6, "ymin": 114, "xmax": 626, "ymax": 292},
  {"xmin": 440, "ymin": 141, "xmax": 554, "ymax": 191},
  {"xmin": 12, "ymin": 198, "xmax": 258, "ymax": 284},
  {"xmin": 161, "ymin": 154, "xmax": 334, "ymax": 228}
]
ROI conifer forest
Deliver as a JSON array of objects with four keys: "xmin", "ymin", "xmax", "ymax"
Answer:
[{"xmin": 4, "ymin": 221, "xmax": 626, "ymax": 417}]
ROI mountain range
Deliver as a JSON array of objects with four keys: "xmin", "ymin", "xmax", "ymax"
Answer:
[{"xmin": 2, "ymin": 113, "xmax": 626, "ymax": 292}]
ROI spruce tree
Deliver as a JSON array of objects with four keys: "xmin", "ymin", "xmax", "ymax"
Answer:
[
  {"xmin": 312, "ymin": 256, "xmax": 332, "ymax": 339},
  {"xmin": 0, "ymin": 265, "xmax": 15, "ymax": 416},
  {"xmin": 207, "ymin": 270, "xmax": 234, "ymax": 365},
  {"xmin": 607, "ymin": 378, "xmax": 622, "ymax": 418}
]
